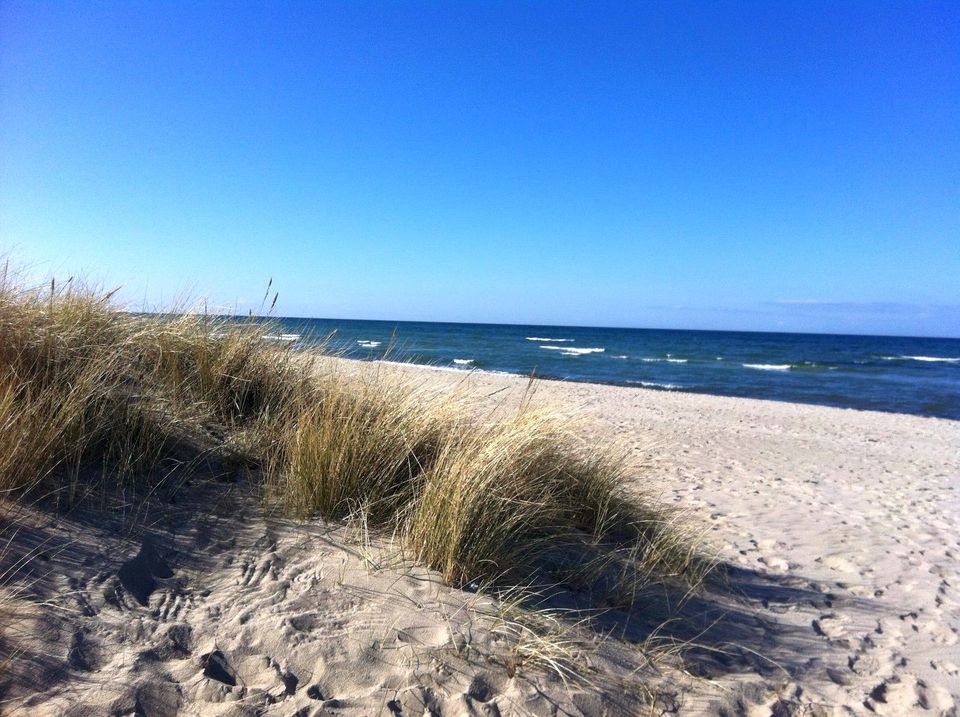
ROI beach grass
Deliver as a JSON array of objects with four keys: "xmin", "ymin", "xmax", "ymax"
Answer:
[{"xmin": 0, "ymin": 266, "xmax": 704, "ymax": 600}]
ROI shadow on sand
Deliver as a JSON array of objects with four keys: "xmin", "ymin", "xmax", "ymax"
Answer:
[{"xmin": 1, "ymin": 482, "xmax": 881, "ymax": 715}]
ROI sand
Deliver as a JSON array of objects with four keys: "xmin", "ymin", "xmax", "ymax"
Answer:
[{"xmin": 2, "ymin": 361, "xmax": 958, "ymax": 716}]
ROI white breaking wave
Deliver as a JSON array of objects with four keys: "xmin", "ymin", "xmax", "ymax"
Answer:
[
  {"xmin": 526, "ymin": 337, "xmax": 575, "ymax": 342},
  {"xmin": 379, "ymin": 360, "xmax": 513, "ymax": 377},
  {"xmin": 263, "ymin": 333, "xmax": 300, "ymax": 342},
  {"xmin": 412, "ymin": 364, "xmax": 472, "ymax": 374},
  {"xmin": 743, "ymin": 363, "xmax": 791, "ymax": 371},
  {"xmin": 453, "ymin": 358, "xmax": 473, "ymax": 365},
  {"xmin": 627, "ymin": 380, "xmax": 682, "ymax": 390},
  {"xmin": 541, "ymin": 346, "xmax": 604, "ymax": 356},
  {"xmin": 612, "ymin": 354, "xmax": 628, "ymax": 359},
  {"xmin": 357, "ymin": 340, "xmax": 382, "ymax": 348},
  {"xmin": 885, "ymin": 355, "xmax": 960, "ymax": 363},
  {"xmin": 640, "ymin": 357, "xmax": 688, "ymax": 363}
]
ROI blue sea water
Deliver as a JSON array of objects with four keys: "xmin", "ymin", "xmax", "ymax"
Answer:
[{"xmin": 260, "ymin": 318, "xmax": 960, "ymax": 420}]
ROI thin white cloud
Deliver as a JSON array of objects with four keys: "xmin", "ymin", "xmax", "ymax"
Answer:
[{"xmin": 766, "ymin": 301, "xmax": 960, "ymax": 315}]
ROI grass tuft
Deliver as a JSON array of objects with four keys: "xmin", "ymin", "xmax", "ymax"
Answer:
[{"xmin": 0, "ymin": 264, "xmax": 705, "ymax": 609}]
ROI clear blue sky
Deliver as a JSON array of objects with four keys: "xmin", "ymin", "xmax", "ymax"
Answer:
[{"xmin": 1, "ymin": 1, "xmax": 958, "ymax": 336}]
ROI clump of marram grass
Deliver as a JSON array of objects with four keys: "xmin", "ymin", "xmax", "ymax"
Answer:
[
  {"xmin": 263, "ymin": 370, "xmax": 439, "ymax": 523},
  {"xmin": 0, "ymin": 280, "xmax": 153, "ymax": 499},
  {"xmin": 405, "ymin": 406, "xmax": 602, "ymax": 584},
  {"xmin": 0, "ymin": 264, "xmax": 705, "ymax": 605},
  {"xmin": 407, "ymin": 408, "xmax": 708, "ymax": 593},
  {"xmin": 148, "ymin": 311, "xmax": 312, "ymax": 425},
  {"xmin": 269, "ymin": 381, "xmax": 707, "ymax": 595},
  {"xmin": 0, "ymin": 267, "xmax": 309, "ymax": 501}
]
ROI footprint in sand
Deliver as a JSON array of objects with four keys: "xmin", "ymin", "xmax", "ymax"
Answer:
[
  {"xmin": 865, "ymin": 674, "xmax": 957, "ymax": 716},
  {"xmin": 757, "ymin": 555, "xmax": 790, "ymax": 571},
  {"xmin": 930, "ymin": 659, "xmax": 959, "ymax": 677},
  {"xmin": 812, "ymin": 613, "xmax": 849, "ymax": 639},
  {"xmin": 116, "ymin": 536, "xmax": 175, "ymax": 607},
  {"xmin": 922, "ymin": 620, "xmax": 959, "ymax": 646},
  {"xmin": 817, "ymin": 553, "xmax": 859, "ymax": 575}
]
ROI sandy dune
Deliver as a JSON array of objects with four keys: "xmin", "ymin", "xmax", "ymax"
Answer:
[
  {"xmin": 2, "ymin": 362, "xmax": 958, "ymax": 716},
  {"xmin": 405, "ymin": 365, "xmax": 960, "ymax": 716},
  {"xmin": 2, "ymin": 484, "xmax": 658, "ymax": 716}
]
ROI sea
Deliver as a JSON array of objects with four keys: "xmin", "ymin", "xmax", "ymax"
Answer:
[{"xmin": 257, "ymin": 318, "xmax": 960, "ymax": 420}]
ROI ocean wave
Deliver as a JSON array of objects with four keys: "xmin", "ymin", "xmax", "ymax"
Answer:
[
  {"xmin": 414, "ymin": 364, "xmax": 473, "ymax": 374},
  {"xmin": 883, "ymin": 355, "xmax": 960, "ymax": 363},
  {"xmin": 526, "ymin": 337, "xmax": 575, "ymax": 342},
  {"xmin": 378, "ymin": 360, "xmax": 513, "ymax": 377},
  {"xmin": 453, "ymin": 358, "xmax": 473, "ymax": 365},
  {"xmin": 743, "ymin": 363, "xmax": 791, "ymax": 371},
  {"xmin": 541, "ymin": 346, "xmax": 604, "ymax": 356},
  {"xmin": 263, "ymin": 333, "xmax": 300, "ymax": 342},
  {"xmin": 640, "ymin": 357, "xmax": 688, "ymax": 363},
  {"xmin": 793, "ymin": 361, "xmax": 829, "ymax": 370},
  {"xmin": 357, "ymin": 340, "xmax": 382, "ymax": 348},
  {"xmin": 627, "ymin": 380, "xmax": 682, "ymax": 390},
  {"xmin": 612, "ymin": 354, "xmax": 628, "ymax": 359}
]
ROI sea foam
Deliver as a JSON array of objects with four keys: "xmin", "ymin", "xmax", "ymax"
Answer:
[
  {"xmin": 379, "ymin": 360, "xmax": 512, "ymax": 377},
  {"xmin": 743, "ymin": 363, "xmax": 791, "ymax": 371},
  {"xmin": 527, "ymin": 337, "xmax": 575, "ymax": 342},
  {"xmin": 541, "ymin": 346, "xmax": 604, "ymax": 356},
  {"xmin": 263, "ymin": 333, "xmax": 300, "ymax": 342},
  {"xmin": 627, "ymin": 380, "xmax": 682, "ymax": 390},
  {"xmin": 357, "ymin": 340, "xmax": 382, "ymax": 348},
  {"xmin": 453, "ymin": 358, "xmax": 473, "ymax": 365},
  {"xmin": 885, "ymin": 355, "xmax": 960, "ymax": 363}
]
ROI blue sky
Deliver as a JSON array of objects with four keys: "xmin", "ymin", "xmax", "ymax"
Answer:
[{"xmin": 1, "ymin": 1, "xmax": 958, "ymax": 336}]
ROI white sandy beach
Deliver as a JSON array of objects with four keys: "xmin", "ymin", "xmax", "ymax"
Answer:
[{"xmin": 2, "ymin": 362, "xmax": 958, "ymax": 716}]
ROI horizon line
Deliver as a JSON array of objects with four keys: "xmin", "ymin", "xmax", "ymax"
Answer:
[{"xmin": 130, "ymin": 310, "xmax": 960, "ymax": 342}]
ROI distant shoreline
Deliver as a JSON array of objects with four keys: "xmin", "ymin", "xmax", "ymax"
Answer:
[
  {"xmin": 250, "ymin": 316, "xmax": 960, "ymax": 420},
  {"xmin": 330, "ymin": 355, "xmax": 960, "ymax": 423},
  {"xmin": 372, "ymin": 357, "xmax": 960, "ymax": 714}
]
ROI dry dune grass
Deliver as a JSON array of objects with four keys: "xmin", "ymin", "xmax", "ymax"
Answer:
[
  {"xmin": 0, "ymin": 266, "xmax": 705, "ymax": 612},
  {"xmin": 266, "ymin": 370, "xmax": 706, "ymax": 595},
  {"xmin": 0, "ymin": 271, "xmax": 306, "ymax": 504}
]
